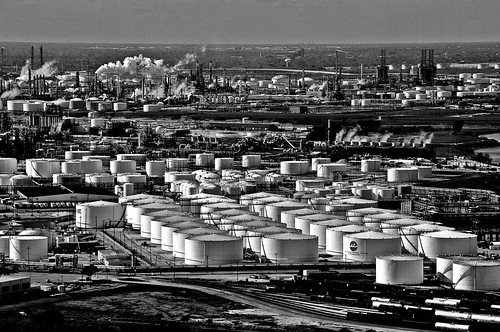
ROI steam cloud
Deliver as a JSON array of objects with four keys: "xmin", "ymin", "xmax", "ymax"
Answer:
[
  {"xmin": 0, "ymin": 88, "xmax": 21, "ymax": 99},
  {"xmin": 17, "ymin": 60, "xmax": 58, "ymax": 82},
  {"xmin": 335, "ymin": 127, "xmax": 433, "ymax": 144}
]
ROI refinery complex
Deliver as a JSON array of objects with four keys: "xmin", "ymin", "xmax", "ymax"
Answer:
[{"xmin": 1, "ymin": 43, "xmax": 500, "ymax": 331}]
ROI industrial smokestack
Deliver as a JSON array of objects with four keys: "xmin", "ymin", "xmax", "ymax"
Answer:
[
  {"xmin": 28, "ymin": 68, "xmax": 32, "ymax": 95},
  {"xmin": 31, "ymin": 45, "xmax": 34, "ymax": 67},
  {"xmin": 1, "ymin": 47, "xmax": 3, "ymax": 77},
  {"xmin": 40, "ymin": 46, "xmax": 43, "ymax": 67}
]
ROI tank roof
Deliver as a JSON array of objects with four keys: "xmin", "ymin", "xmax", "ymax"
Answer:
[
  {"xmin": 376, "ymin": 255, "xmax": 423, "ymax": 261},
  {"xmin": 421, "ymin": 230, "xmax": 477, "ymax": 239},
  {"xmin": 348, "ymin": 231, "xmax": 400, "ymax": 240},
  {"xmin": 189, "ymin": 233, "xmax": 240, "ymax": 242},
  {"xmin": 329, "ymin": 224, "xmax": 373, "ymax": 233},
  {"xmin": 311, "ymin": 219, "xmax": 352, "ymax": 227},
  {"xmin": 264, "ymin": 233, "xmax": 317, "ymax": 240},
  {"xmin": 281, "ymin": 208, "xmax": 319, "ymax": 216}
]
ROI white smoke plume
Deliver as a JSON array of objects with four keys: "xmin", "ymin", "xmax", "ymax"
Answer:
[
  {"xmin": 17, "ymin": 60, "xmax": 58, "ymax": 82},
  {"xmin": 0, "ymin": 88, "xmax": 21, "ymax": 99},
  {"xmin": 169, "ymin": 53, "xmax": 197, "ymax": 72}
]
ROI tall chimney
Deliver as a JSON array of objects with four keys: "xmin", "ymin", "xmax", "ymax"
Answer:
[
  {"xmin": 31, "ymin": 45, "xmax": 34, "ymax": 67},
  {"xmin": 28, "ymin": 68, "xmax": 32, "ymax": 95},
  {"xmin": 1, "ymin": 47, "xmax": 4, "ymax": 77},
  {"xmin": 40, "ymin": 46, "xmax": 43, "ymax": 67}
]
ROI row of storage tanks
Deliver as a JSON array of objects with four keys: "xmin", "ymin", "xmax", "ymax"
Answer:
[{"xmin": 5, "ymin": 99, "xmax": 128, "ymax": 112}]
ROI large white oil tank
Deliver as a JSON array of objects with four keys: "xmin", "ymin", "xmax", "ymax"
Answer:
[
  {"xmin": 343, "ymin": 231, "xmax": 401, "ymax": 262},
  {"xmin": 281, "ymin": 208, "xmax": 319, "ymax": 229},
  {"xmin": 173, "ymin": 227, "xmax": 226, "ymax": 258},
  {"xmin": 26, "ymin": 159, "xmax": 60, "ymax": 178},
  {"xmin": 436, "ymin": 255, "xmax": 480, "ymax": 284},
  {"xmin": 165, "ymin": 172, "xmax": 195, "ymax": 184},
  {"xmin": 137, "ymin": 203, "xmax": 178, "ymax": 237},
  {"xmin": 214, "ymin": 158, "xmax": 234, "ymax": 171},
  {"xmin": 245, "ymin": 226, "xmax": 298, "ymax": 254},
  {"xmin": 317, "ymin": 163, "xmax": 347, "ymax": 178},
  {"xmin": 200, "ymin": 202, "xmax": 248, "ymax": 220},
  {"xmin": 280, "ymin": 161, "xmax": 309, "ymax": 175},
  {"xmin": 419, "ymin": 230, "xmax": 477, "ymax": 260},
  {"xmin": 239, "ymin": 192, "xmax": 276, "ymax": 207},
  {"xmin": 453, "ymin": 260, "xmax": 500, "ymax": 291},
  {"xmin": 250, "ymin": 196, "xmax": 291, "ymax": 217},
  {"xmin": 64, "ymin": 150, "xmax": 92, "ymax": 160},
  {"xmin": 190, "ymin": 197, "xmax": 235, "ymax": 217},
  {"xmin": 117, "ymin": 154, "xmax": 146, "ymax": 167},
  {"xmin": 380, "ymin": 218, "xmax": 422, "ymax": 234},
  {"xmin": 261, "ymin": 233, "xmax": 318, "ymax": 263},
  {"xmin": 76, "ymin": 201, "xmax": 125, "ymax": 229},
  {"xmin": 9, "ymin": 236, "xmax": 47, "ymax": 261},
  {"xmin": 146, "ymin": 160, "xmax": 166, "ymax": 177},
  {"xmin": 61, "ymin": 160, "xmax": 81, "ymax": 174},
  {"xmin": 326, "ymin": 224, "xmax": 373, "ymax": 255},
  {"xmin": 85, "ymin": 173, "xmax": 115, "ymax": 188},
  {"xmin": 376, "ymin": 255, "xmax": 424, "ymax": 285},
  {"xmin": 295, "ymin": 179, "xmax": 325, "ymax": 192},
  {"xmin": 264, "ymin": 201, "xmax": 310, "ymax": 222},
  {"xmin": 178, "ymin": 193, "xmax": 220, "ymax": 213},
  {"xmin": 161, "ymin": 221, "xmax": 207, "ymax": 251},
  {"xmin": 80, "ymin": 159, "xmax": 103, "ymax": 174},
  {"xmin": 83, "ymin": 155, "xmax": 111, "ymax": 169},
  {"xmin": 0, "ymin": 158, "xmax": 17, "ymax": 173},
  {"xmin": 361, "ymin": 159, "xmax": 381, "ymax": 172},
  {"xmin": 400, "ymin": 223, "xmax": 455, "ymax": 254},
  {"xmin": 117, "ymin": 172, "xmax": 146, "ymax": 185},
  {"xmin": 195, "ymin": 153, "xmax": 215, "ymax": 167},
  {"xmin": 326, "ymin": 203, "xmax": 355, "ymax": 217},
  {"xmin": 167, "ymin": 158, "xmax": 189, "ymax": 170},
  {"xmin": 387, "ymin": 168, "xmax": 419, "ymax": 182},
  {"xmin": 113, "ymin": 102, "xmax": 127, "ymax": 111},
  {"xmin": 184, "ymin": 234, "xmax": 243, "ymax": 265},
  {"xmin": 310, "ymin": 219, "xmax": 352, "ymax": 249},
  {"xmin": 52, "ymin": 173, "xmax": 82, "ymax": 186},
  {"xmin": 346, "ymin": 208, "xmax": 396, "ymax": 223},
  {"xmin": 9, "ymin": 174, "xmax": 34, "ymax": 187},
  {"xmin": 110, "ymin": 160, "xmax": 136, "ymax": 174},
  {"xmin": 242, "ymin": 155, "xmax": 261, "ymax": 168},
  {"xmin": 7, "ymin": 100, "xmax": 26, "ymax": 111},
  {"xmin": 311, "ymin": 158, "xmax": 331, "ymax": 171},
  {"xmin": 363, "ymin": 213, "xmax": 411, "ymax": 229},
  {"xmin": 295, "ymin": 213, "xmax": 339, "ymax": 235}
]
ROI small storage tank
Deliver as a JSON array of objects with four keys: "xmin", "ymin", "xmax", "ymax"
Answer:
[
  {"xmin": 110, "ymin": 160, "xmax": 136, "ymax": 174},
  {"xmin": 82, "ymin": 155, "xmax": 111, "ymax": 169},
  {"xmin": 361, "ymin": 159, "xmax": 381, "ymax": 172},
  {"xmin": 9, "ymin": 236, "xmax": 48, "ymax": 261},
  {"xmin": 281, "ymin": 208, "xmax": 319, "ymax": 229},
  {"xmin": 184, "ymin": 234, "xmax": 243, "ymax": 266},
  {"xmin": 173, "ymin": 227, "xmax": 226, "ymax": 258},
  {"xmin": 387, "ymin": 167, "xmax": 419, "ymax": 182},
  {"xmin": 310, "ymin": 219, "xmax": 352, "ymax": 249},
  {"xmin": 239, "ymin": 192, "xmax": 276, "ymax": 207},
  {"xmin": 343, "ymin": 231, "xmax": 401, "ymax": 262},
  {"xmin": 380, "ymin": 218, "xmax": 422, "ymax": 234},
  {"xmin": 264, "ymin": 201, "xmax": 310, "ymax": 222},
  {"xmin": 167, "ymin": 158, "xmax": 189, "ymax": 170},
  {"xmin": 214, "ymin": 158, "xmax": 234, "ymax": 171},
  {"xmin": 195, "ymin": 153, "xmax": 215, "ymax": 167},
  {"xmin": 419, "ymin": 230, "xmax": 477, "ymax": 260},
  {"xmin": 242, "ymin": 155, "xmax": 261, "ymax": 168},
  {"xmin": 146, "ymin": 160, "xmax": 166, "ymax": 177},
  {"xmin": 10, "ymin": 175, "xmax": 34, "ymax": 187},
  {"xmin": 280, "ymin": 161, "xmax": 310, "ymax": 175},
  {"xmin": 376, "ymin": 255, "xmax": 424, "ymax": 285},
  {"xmin": 295, "ymin": 179, "xmax": 324, "ymax": 192},
  {"xmin": 143, "ymin": 104, "xmax": 161, "ymax": 112},
  {"xmin": 76, "ymin": 201, "xmax": 125, "ymax": 229},
  {"xmin": 261, "ymin": 233, "xmax": 318, "ymax": 263},
  {"xmin": 326, "ymin": 224, "xmax": 373, "ymax": 255},
  {"xmin": 453, "ymin": 260, "xmax": 500, "ymax": 291},
  {"xmin": 113, "ymin": 102, "xmax": 127, "ymax": 111},
  {"xmin": 137, "ymin": 203, "xmax": 178, "ymax": 237},
  {"xmin": 0, "ymin": 158, "xmax": 18, "ymax": 173},
  {"xmin": 317, "ymin": 163, "xmax": 347, "ymax": 178},
  {"xmin": 436, "ymin": 255, "xmax": 480, "ymax": 283}
]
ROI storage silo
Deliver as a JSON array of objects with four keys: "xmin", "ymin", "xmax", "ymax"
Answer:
[
  {"xmin": 376, "ymin": 255, "xmax": 424, "ymax": 285},
  {"xmin": 9, "ymin": 236, "xmax": 47, "ymax": 261},
  {"xmin": 242, "ymin": 155, "xmax": 261, "ymax": 169},
  {"xmin": 400, "ymin": 223, "xmax": 455, "ymax": 254},
  {"xmin": 310, "ymin": 219, "xmax": 352, "ymax": 249},
  {"xmin": 436, "ymin": 255, "xmax": 481, "ymax": 284},
  {"xmin": 195, "ymin": 153, "xmax": 215, "ymax": 167},
  {"xmin": 281, "ymin": 208, "xmax": 319, "ymax": 229},
  {"xmin": 116, "ymin": 173, "xmax": 146, "ymax": 194},
  {"xmin": 83, "ymin": 155, "xmax": 111, "ymax": 169},
  {"xmin": 214, "ymin": 158, "xmax": 234, "ymax": 171},
  {"xmin": 387, "ymin": 167, "xmax": 419, "ymax": 182},
  {"xmin": 343, "ymin": 231, "xmax": 401, "ymax": 262},
  {"xmin": 261, "ymin": 233, "xmax": 318, "ymax": 263},
  {"xmin": 76, "ymin": 201, "xmax": 125, "ymax": 229},
  {"xmin": 326, "ymin": 224, "xmax": 376, "ymax": 255},
  {"xmin": 317, "ymin": 163, "xmax": 347, "ymax": 178},
  {"xmin": 80, "ymin": 159, "xmax": 103, "ymax": 174},
  {"xmin": 184, "ymin": 234, "xmax": 243, "ymax": 265},
  {"xmin": 146, "ymin": 160, "xmax": 166, "ymax": 177},
  {"xmin": 361, "ymin": 159, "xmax": 381, "ymax": 172},
  {"xmin": 280, "ymin": 161, "xmax": 310, "ymax": 175},
  {"xmin": 110, "ymin": 160, "xmax": 136, "ymax": 174},
  {"xmin": 161, "ymin": 220, "xmax": 207, "ymax": 251},
  {"xmin": 0, "ymin": 158, "xmax": 17, "ymax": 173},
  {"xmin": 453, "ymin": 260, "xmax": 500, "ymax": 291},
  {"xmin": 173, "ymin": 227, "xmax": 226, "ymax": 258},
  {"xmin": 264, "ymin": 200, "xmax": 311, "ymax": 222},
  {"xmin": 419, "ymin": 231, "xmax": 477, "ymax": 260}
]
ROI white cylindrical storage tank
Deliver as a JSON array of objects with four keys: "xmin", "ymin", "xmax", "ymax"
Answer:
[
  {"xmin": 376, "ymin": 255, "xmax": 424, "ymax": 285},
  {"xmin": 9, "ymin": 236, "xmax": 47, "ymax": 261},
  {"xmin": 214, "ymin": 158, "xmax": 234, "ymax": 171},
  {"xmin": 10, "ymin": 174, "xmax": 34, "ymax": 187},
  {"xmin": 326, "ymin": 224, "xmax": 372, "ymax": 255},
  {"xmin": 110, "ymin": 160, "xmax": 136, "ymax": 174},
  {"xmin": 75, "ymin": 201, "xmax": 125, "ymax": 229},
  {"xmin": 239, "ymin": 192, "xmax": 276, "ymax": 207},
  {"xmin": 80, "ymin": 159, "xmax": 103, "ymax": 174},
  {"xmin": 113, "ymin": 102, "xmax": 127, "ymax": 111},
  {"xmin": 400, "ymin": 224, "xmax": 455, "ymax": 254},
  {"xmin": 26, "ymin": 159, "xmax": 60, "ymax": 178},
  {"xmin": 173, "ymin": 227, "xmax": 226, "ymax": 258},
  {"xmin": 123, "ymin": 183, "xmax": 134, "ymax": 197},
  {"xmin": 343, "ymin": 231, "xmax": 401, "ymax": 262},
  {"xmin": 65, "ymin": 150, "xmax": 92, "ymax": 160},
  {"xmin": 150, "ymin": 220, "xmax": 167, "ymax": 244},
  {"xmin": 250, "ymin": 196, "xmax": 291, "ymax": 217},
  {"xmin": 0, "ymin": 236, "xmax": 10, "ymax": 257},
  {"xmin": 85, "ymin": 173, "xmax": 115, "ymax": 189},
  {"xmin": 280, "ymin": 161, "xmax": 310, "ymax": 175},
  {"xmin": 146, "ymin": 160, "xmax": 166, "ymax": 177},
  {"xmin": 245, "ymin": 226, "xmax": 297, "ymax": 254},
  {"xmin": 419, "ymin": 230, "xmax": 477, "ymax": 260},
  {"xmin": 317, "ymin": 163, "xmax": 347, "ymax": 178},
  {"xmin": 417, "ymin": 166, "xmax": 433, "ymax": 179},
  {"xmin": 326, "ymin": 203, "xmax": 355, "ymax": 217},
  {"xmin": 436, "ymin": 255, "xmax": 480, "ymax": 284},
  {"xmin": 264, "ymin": 201, "xmax": 310, "ymax": 222},
  {"xmin": 387, "ymin": 167, "xmax": 419, "ymax": 182},
  {"xmin": 295, "ymin": 179, "xmax": 324, "ymax": 192},
  {"xmin": 184, "ymin": 234, "xmax": 243, "ymax": 266},
  {"xmin": 61, "ymin": 160, "xmax": 81, "ymax": 174},
  {"xmin": 83, "ymin": 155, "xmax": 111, "ymax": 169},
  {"xmin": 143, "ymin": 104, "xmax": 161, "ymax": 112},
  {"xmin": 261, "ymin": 233, "xmax": 318, "ymax": 263},
  {"xmin": 361, "ymin": 159, "xmax": 381, "ymax": 172},
  {"xmin": 380, "ymin": 218, "xmax": 422, "ymax": 234},
  {"xmin": 311, "ymin": 158, "xmax": 331, "ymax": 171},
  {"xmin": 167, "ymin": 158, "xmax": 189, "ymax": 170},
  {"xmin": 200, "ymin": 202, "xmax": 248, "ymax": 221},
  {"xmin": 0, "ymin": 158, "xmax": 17, "ymax": 173},
  {"xmin": 281, "ymin": 208, "xmax": 319, "ymax": 229},
  {"xmin": 363, "ymin": 213, "xmax": 410, "ymax": 229},
  {"xmin": 195, "ymin": 153, "xmax": 215, "ymax": 167},
  {"xmin": 295, "ymin": 213, "xmax": 343, "ymax": 235},
  {"xmin": 346, "ymin": 207, "xmax": 396, "ymax": 223},
  {"xmin": 52, "ymin": 173, "xmax": 82, "ymax": 186},
  {"xmin": 310, "ymin": 219, "xmax": 352, "ymax": 249},
  {"xmin": 374, "ymin": 187, "xmax": 395, "ymax": 201},
  {"xmin": 7, "ymin": 100, "xmax": 26, "ymax": 111},
  {"xmin": 117, "ymin": 154, "xmax": 146, "ymax": 167},
  {"xmin": 138, "ymin": 203, "xmax": 178, "ymax": 238},
  {"xmin": 161, "ymin": 220, "xmax": 207, "ymax": 251},
  {"xmin": 453, "ymin": 260, "xmax": 500, "ymax": 291},
  {"xmin": 242, "ymin": 155, "xmax": 261, "ymax": 168}
]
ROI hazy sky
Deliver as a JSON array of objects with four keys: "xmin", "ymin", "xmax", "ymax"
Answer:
[{"xmin": 0, "ymin": 0, "xmax": 499, "ymax": 44}]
